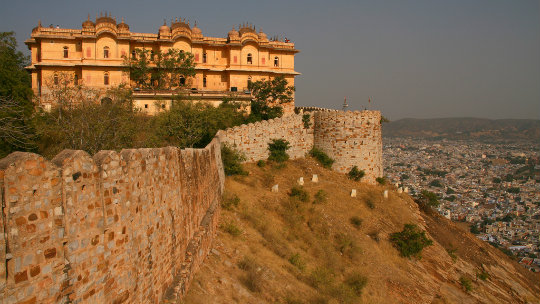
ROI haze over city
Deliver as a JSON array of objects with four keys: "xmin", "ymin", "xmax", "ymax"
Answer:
[{"xmin": 1, "ymin": 0, "xmax": 538, "ymax": 120}]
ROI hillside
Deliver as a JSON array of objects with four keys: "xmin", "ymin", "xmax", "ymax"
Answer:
[
  {"xmin": 383, "ymin": 118, "xmax": 540, "ymax": 141},
  {"xmin": 180, "ymin": 158, "xmax": 540, "ymax": 304}
]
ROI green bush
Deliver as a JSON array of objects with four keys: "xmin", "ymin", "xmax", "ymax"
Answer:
[
  {"xmin": 221, "ymin": 144, "xmax": 247, "ymax": 176},
  {"xmin": 459, "ymin": 276, "xmax": 473, "ymax": 292},
  {"xmin": 347, "ymin": 166, "xmax": 365, "ymax": 181},
  {"xmin": 417, "ymin": 190, "xmax": 440, "ymax": 212},
  {"xmin": 376, "ymin": 177, "xmax": 386, "ymax": 185},
  {"xmin": 288, "ymin": 253, "xmax": 306, "ymax": 271},
  {"xmin": 302, "ymin": 113, "xmax": 312, "ymax": 129},
  {"xmin": 313, "ymin": 189, "xmax": 328, "ymax": 204},
  {"xmin": 344, "ymin": 272, "xmax": 368, "ymax": 296},
  {"xmin": 309, "ymin": 147, "xmax": 335, "ymax": 169},
  {"xmin": 256, "ymin": 160, "xmax": 266, "ymax": 167},
  {"xmin": 290, "ymin": 186, "xmax": 310, "ymax": 202},
  {"xmin": 477, "ymin": 271, "xmax": 489, "ymax": 281},
  {"xmin": 221, "ymin": 194, "xmax": 240, "ymax": 211},
  {"xmin": 268, "ymin": 138, "xmax": 290, "ymax": 163},
  {"xmin": 390, "ymin": 224, "xmax": 432, "ymax": 259},
  {"xmin": 222, "ymin": 220, "xmax": 242, "ymax": 237},
  {"xmin": 349, "ymin": 216, "xmax": 362, "ymax": 229}
]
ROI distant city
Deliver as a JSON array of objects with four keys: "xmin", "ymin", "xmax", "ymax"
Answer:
[{"xmin": 384, "ymin": 138, "xmax": 540, "ymax": 271}]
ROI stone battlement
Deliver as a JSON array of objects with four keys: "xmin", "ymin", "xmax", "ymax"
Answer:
[
  {"xmin": 0, "ymin": 139, "xmax": 224, "ymax": 303},
  {"xmin": 219, "ymin": 107, "xmax": 383, "ymax": 183}
]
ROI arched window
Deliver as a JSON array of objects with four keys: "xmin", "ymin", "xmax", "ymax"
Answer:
[
  {"xmin": 203, "ymin": 76, "xmax": 207, "ymax": 88},
  {"xmin": 103, "ymin": 46, "xmax": 109, "ymax": 59},
  {"xmin": 202, "ymin": 52, "xmax": 207, "ymax": 63},
  {"xmin": 104, "ymin": 72, "xmax": 110, "ymax": 85},
  {"xmin": 53, "ymin": 73, "xmax": 59, "ymax": 85},
  {"xmin": 274, "ymin": 56, "xmax": 279, "ymax": 67},
  {"xmin": 247, "ymin": 53, "xmax": 253, "ymax": 64},
  {"xmin": 63, "ymin": 46, "xmax": 68, "ymax": 58},
  {"xmin": 179, "ymin": 76, "xmax": 186, "ymax": 86}
]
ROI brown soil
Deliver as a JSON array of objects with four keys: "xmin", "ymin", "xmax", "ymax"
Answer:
[{"xmin": 180, "ymin": 158, "xmax": 540, "ymax": 304}]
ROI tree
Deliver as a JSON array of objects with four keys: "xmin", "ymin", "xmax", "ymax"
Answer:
[
  {"xmin": 248, "ymin": 75, "xmax": 295, "ymax": 121},
  {"xmin": 123, "ymin": 48, "xmax": 195, "ymax": 90},
  {"xmin": 0, "ymin": 32, "xmax": 35, "ymax": 157}
]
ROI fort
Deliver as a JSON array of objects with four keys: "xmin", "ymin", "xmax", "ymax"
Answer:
[{"xmin": 0, "ymin": 106, "xmax": 382, "ymax": 303}]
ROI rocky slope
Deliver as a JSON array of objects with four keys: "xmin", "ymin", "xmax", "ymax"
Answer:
[{"xmin": 180, "ymin": 158, "xmax": 540, "ymax": 304}]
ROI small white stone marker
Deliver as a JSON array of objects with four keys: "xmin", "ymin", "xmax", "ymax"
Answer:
[
  {"xmin": 271, "ymin": 184, "xmax": 279, "ymax": 193},
  {"xmin": 404, "ymin": 187, "xmax": 409, "ymax": 193},
  {"xmin": 312, "ymin": 174, "xmax": 318, "ymax": 183},
  {"xmin": 395, "ymin": 183, "xmax": 399, "ymax": 188},
  {"xmin": 397, "ymin": 187, "xmax": 403, "ymax": 194},
  {"xmin": 351, "ymin": 189, "xmax": 357, "ymax": 197},
  {"xmin": 383, "ymin": 190, "xmax": 389, "ymax": 199},
  {"xmin": 297, "ymin": 177, "xmax": 304, "ymax": 186}
]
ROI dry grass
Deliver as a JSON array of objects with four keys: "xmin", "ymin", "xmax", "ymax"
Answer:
[{"xmin": 181, "ymin": 158, "xmax": 540, "ymax": 304}]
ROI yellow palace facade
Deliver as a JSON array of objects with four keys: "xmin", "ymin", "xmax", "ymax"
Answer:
[{"xmin": 25, "ymin": 13, "xmax": 300, "ymax": 114}]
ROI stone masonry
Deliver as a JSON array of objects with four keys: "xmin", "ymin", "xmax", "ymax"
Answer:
[
  {"xmin": 0, "ymin": 138, "xmax": 224, "ymax": 304},
  {"xmin": 218, "ymin": 107, "xmax": 383, "ymax": 184}
]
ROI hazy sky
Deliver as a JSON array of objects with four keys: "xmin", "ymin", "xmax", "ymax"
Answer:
[{"xmin": 1, "ymin": 0, "xmax": 538, "ymax": 120}]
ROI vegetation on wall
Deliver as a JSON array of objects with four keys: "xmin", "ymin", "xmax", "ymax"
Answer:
[
  {"xmin": 309, "ymin": 147, "xmax": 334, "ymax": 169},
  {"xmin": 268, "ymin": 138, "xmax": 291, "ymax": 163},
  {"xmin": 347, "ymin": 166, "xmax": 365, "ymax": 181},
  {"xmin": 247, "ymin": 76, "xmax": 295, "ymax": 122}
]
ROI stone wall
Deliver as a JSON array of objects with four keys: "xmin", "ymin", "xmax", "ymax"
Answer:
[
  {"xmin": 0, "ymin": 138, "xmax": 224, "ymax": 304},
  {"xmin": 217, "ymin": 114, "xmax": 315, "ymax": 162},
  {"xmin": 219, "ymin": 107, "xmax": 383, "ymax": 184}
]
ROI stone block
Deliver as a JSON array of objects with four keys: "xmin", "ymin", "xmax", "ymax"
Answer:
[
  {"xmin": 312, "ymin": 174, "xmax": 318, "ymax": 183},
  {"xmin": 297, "ymin": 177, "xmax": 304, "ymax": 185},
  {"xmin": 351, "ymin": 189, "xmax": 357, "ymax": 197},
  {"xmin": 271, "ymin": 184, "xmax": 279, "ymax": 193}
]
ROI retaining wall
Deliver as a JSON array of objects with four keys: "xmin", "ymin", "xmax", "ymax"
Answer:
[{"xmin": 0, "ymin": 138, "xmax": 224, "ymax": 304}]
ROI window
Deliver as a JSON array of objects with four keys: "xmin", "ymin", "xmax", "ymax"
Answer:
[
  {"xmin": 274, "ymin": 56, "xmax": 279, "ymax": 67},
  {"xmin": 144, "ymin": 104, "xmax": 148, "ymax": 108},
  {"xmin": 63, "ymin": 47, "xmax": 68, "ymax": 58},
  {"xmin": 247, "ymin": 53, "xmax": 252, "ymax": 64},
  {"xmin": 203, "ymin": 53, "xmax": 207, "ymax": 63},
  {"xmin": 53, "ymin": 73, "xmax": 59, "ymax": 85},
  {"xmin": 247, "ymin": 76, "xmax": 252, "ymax": 89},
  {"xmin": 203, "ymin": 77, "xmax": 207, "ymax": 88},
  {"xmin": 74, "ymin": 74, "xmax": 78, "ymax": 85},
  {"xmin": 103, "ymin": 46, "xmax": 109, "ymax": 59},
  {"xmin": 132, "ymin": 50, "xmax": 136, "ymax": 59},
  {"xmin": 179, "ymin": 76, "xmax": 186, "ymax": 86},
  {"xmin": 150, "ymin": 50, "xmax": 155, "ymax": 61},
  {"xmin": 104, "ymin": 72, "xmax": 109, "ymax": 85}
]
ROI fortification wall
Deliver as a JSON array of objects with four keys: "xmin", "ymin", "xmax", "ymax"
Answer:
[
  {"xmin": 219, "ymin": 108, "xmax": 382, "ymax": 183},
  {"xmin": 0, "ymin": 138, "xmax": 224, "ymax": 304},
  {"xmin": 217, "ymin": 113, "xmax": 314, "ymax": 162},
  {"xmin": 313, "ymin": 110, "xmax": 383, "ymax": 183}
]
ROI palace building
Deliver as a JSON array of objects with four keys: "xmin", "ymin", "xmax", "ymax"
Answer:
[{"xmin": 25, "ymin": 13, "xmax": 300, "ymax": 114}]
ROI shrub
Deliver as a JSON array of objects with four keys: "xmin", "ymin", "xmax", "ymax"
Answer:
[
  {"xmin": 459, "ymin": 276, "xmax": 473, "ymax": 292},
  {"xmin": 268, "ymin": 138, "xmax": 290, "ymax": 163},
  {"xmin": 349, "ymin": 216, "xmax": 362, "ymax": 229},
  {"xmin": 290, "ymin": 186, "xmax": 310, "ymax": 202},
  {"xmin": 309, "ymin": 147, "xmax": 335, "ymax": 169},
  {"xmin": 288, "ymin": 253, "xmax": 306, "ymax": 271},
  {"xmin": 335, "ymin": 233, "xmax": 358, "ymax": 257},
  {"xmin": 256, "ymin": 160, "xmax": 266, "ymax": 167},
  {"xmin": 221, "ymin": 194, "xmax": 240, "ymax": 211},
  {"xmin": 238, "ymin": 256, "xmax": 263, "ymax": 292},
  {"xmin": 390, "ymin": 224, "xmax": 432, "ymax": 259},
  {"xmin": 222, "ymin": 220, "xmax": 242, "ymax": 237},
  {"xmin": 313, "ymin": 189, "xmax": 328, "ymax": 204},
  {"xmin": 302, "ymin": 113, "xmax": 312, "ymax": 129},
  {"xmin": 347, "ymin": 166, "xmax": 365, "ymax": 181},
  {"xmin": 376, "ymin": 177, "xmax": 386, "ymax": 185},
  {"xmin": 477, "ymin": 271, "xmax": 489, "ymax": 281},
  {"xmin": 417, "ymin": 190, "xmax": 440, "ymax": 212},
  {"xmin": 344, "ymin": 272, "xmax": 368, "ymax": 296},
  {"xmin": 221, "ymin": 144, "xmax": 247, "ymax": 176},
  {"xmin": 446, "ymin": 247, "xmax": 457, "ymax": 262},
  {"xmin": 309, "ymin": 267, "xmax": 334, "ymax": 289},
  {"xmin": 366, "ymin": 197, "xmax": 375, "ymax": 209}
]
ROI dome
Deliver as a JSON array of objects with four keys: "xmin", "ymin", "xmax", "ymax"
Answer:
[
  {"xmin": 191, "ymin": 21, "xmax": 202, "ymax": 35},
  {"xmin": 159, "ymin": 20, "xmax": 170, "ymax": 33},
  {"xmin": 258, "ymin": 29, "xmax": 268, "ymax": 40},
  {"xmin": 238, "ymin": 23, "xmax": 256, "ymax": 36},
  {"xmin": 96, "ymin": 12, "xmax": 116, "ymax": 26},
  {"xmin": 82, "ymin": 14, "xmax": 95, "ymax": 28},
  {"xmin": 228, "ymin": 26, "xmax": 239, "ymax": 38},
  {"xmin": 171, "ymin": 18, "xmax": 191, "ymax": 31},
  {"xmin": 117, "ymin": 18, "xmax": 129, "ymax": 30}
]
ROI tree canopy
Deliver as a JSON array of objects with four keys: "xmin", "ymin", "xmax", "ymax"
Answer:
[
  {"xmin": 247, "ymin": 76, "xmax": 295, "ymax": 121},
  {"xmin": 123, "ymin": 48, "xmax": 195, "ymax": 90}
]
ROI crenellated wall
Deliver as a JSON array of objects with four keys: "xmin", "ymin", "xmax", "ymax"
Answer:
[
  {"xmin": 0, "ymin": 138, "xmax": 224, "ymax": 304},
  {"xmin": 219, "ymin": 107, "xmax": 383, "ymax": 183}
]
